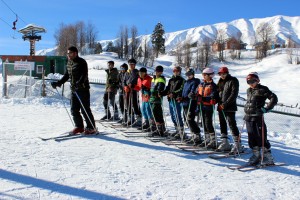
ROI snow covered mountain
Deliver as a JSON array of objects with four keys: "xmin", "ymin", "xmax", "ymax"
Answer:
[
  {"xmin": 36, "ymin": 15, "xmax": 300, "ymax": 56},
  {"xmin": 100, "ymin": 15, "xmax": 300, "ymax": 52}
]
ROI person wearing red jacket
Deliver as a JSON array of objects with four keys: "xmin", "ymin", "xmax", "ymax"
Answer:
[
  {"xmin": 197, "ymin": 67, "xmax": 219, "ymax": 149},
  {"xmin": 134, "ymin": 67, "xmax": 153, "ymax": 131}
]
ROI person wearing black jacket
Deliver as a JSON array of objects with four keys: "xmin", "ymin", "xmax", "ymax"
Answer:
[
  {"xmin": 100, "ymin": 61, "xmax": 119, "ymax": 120},
  {"xmin": 123, "ymin": 58, "xmax": 142, "ymax": 127},
  {"xmin": 117, "ymin": 63, "xmax": 128, "ymax": 123},
  {"xmin": 51, "ymin": 46, "xmax": 96, "ymax": 135},
  {"xmin": 244, "ymin": 72, "xmax": 278, "ymax": 166},
  {"xmin": 161, "ymin": 66, "xmax": 185, "ymax": 139},
  {"xmin": 216, "ymin": 67, "xmax": 240, "ymax": 153}
]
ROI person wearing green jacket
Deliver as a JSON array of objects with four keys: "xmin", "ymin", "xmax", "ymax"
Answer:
[{"xmin": 100, "ymin": 60, "xmax": 119, "ymax": 120}]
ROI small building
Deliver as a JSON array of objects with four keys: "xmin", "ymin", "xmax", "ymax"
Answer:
[
  {"xmin": 212, "ymin": 38, "xmax": 247, "ymax": 52},
  {"xmin": 1, "ymin": 55, "xmax": 67, "ymax": 78}
]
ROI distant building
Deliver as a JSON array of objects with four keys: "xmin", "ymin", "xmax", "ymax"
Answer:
[
  {"xmin": 0, "ymin": 55, "xmax": 67, "ymax": 79},
  {"xmin": 212, "ymin": 37, "xmax": 247, "ymax": 52}
]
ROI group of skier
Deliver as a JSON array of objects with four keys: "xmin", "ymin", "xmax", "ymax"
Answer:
[
  {"xmin": 51, "ymin": 46, "xmax": 278, "ymax": 166},
  {"xmin": 100, "ymin": 58, "xmax": 278, "ymax": 166}
]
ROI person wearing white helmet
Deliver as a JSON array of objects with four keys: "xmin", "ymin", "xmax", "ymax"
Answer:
[
  {"xmin": 197, "ymin": 67, "xmax": 220, "ymax": 149},
  {"xmin": 216, "ymin": 66, "xmax": 241, "ymax": 153}
]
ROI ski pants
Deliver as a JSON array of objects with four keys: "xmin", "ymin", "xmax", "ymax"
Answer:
[
  {"xmin": 103, "ymin": 91, "xmax": 118, "ymax": 113},
  {"xmin": 119, "ymin": 92, "xmax": 125, "ymax": 114},
  {"xmin": 151, "ymin": 102, "xmax": 164, "ymax": 124},
  {"xmin": 201, "ymin": 107, "xmax": 214, "ymax": 134},
  {"xmin": 126, "ymin": 90, "xmax": 141, "ymax": 117},
  {"xmin": 218, "ymin": 110, "xmax": 239, "ymax": 137},
  {"xmin": 183, "ymin": 100, "xmax": 200, "ymax": 134},
  {"xmin": 169, "ymin": 99, "xmax": 183, "ymax": 127},
  {"xmin": 141, "ymin": 101, "xmax": 153, "ymax": 120},
  {"xmin": 71, "ymin": 90, "xmax": 95, "ymax": 129},
  {"xmin": 245, "ymin": 117, "xmax": 271, "ymax": 149}
]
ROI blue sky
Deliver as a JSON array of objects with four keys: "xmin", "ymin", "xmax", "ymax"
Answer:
[{"xmin": 0, "ymin": 0, "xmax": 299, "ymax": 55}]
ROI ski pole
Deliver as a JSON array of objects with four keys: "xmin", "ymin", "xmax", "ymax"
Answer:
[
  {"xmin": 73, "ymin": 91, "xmax": 97, "ymax": 131},
  {"xmin": 172, "ymin": 98, "xmax": 182, "ymax": 142},
  {"xmin": 55, "ymin": 88, "xmax": 74, "ymax": 127},
  {"xmin": 199, "ymin": 103, "xmax": 208, "ymax": 148},
  {"xmin": 107, "ymin": 91, "xmax": 110, "ymax": 120},
  {"xmin": 261, "ymin": 115, "xmax": 265, "ymax": 165},
  {"xmin": 160, "ymin": 96, "xmax": 168, "ymax": 129},
  {"xmin": 149, "ymin": 102, "xmax": 160, "ymax": 136},
  {"xmin": 212, "ymin": 104, "xmax": 218, "ymax": 148}
]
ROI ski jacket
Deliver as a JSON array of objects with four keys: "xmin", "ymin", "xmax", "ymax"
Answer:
[
  {"xmin": 124, "ymin": 68, "xmax": 139, "ymax": 89},
  {"xmin": 161, "ymin": 75, "xmax": 185, "ymax": 101},
  {"xmin": 182, "ymin": 77, "xmax": 200, "ymax": 107},
  {"xmin": 118, "ymin": 71, "xmax": 127, "ymax": 93},
  {"xmin": 105, "ymin": 68, "xmax": 119, "ymax": 91},
  {"xmin": 217, "ymin": 74, "xmax": 239, "ymax": 111},
  {"xmin": 150, "ymin": 75, "xmax": 166, "ymax": 104},
  {"xmin": 244, "ymin": 84, "xmax": 278, "ymax": 119},
  {"xmin": 58, "ymin": 56, "xmax": 90, "ymax": 91},
  {"xmin": 134, "ymin": 74, "xmax": 153, "ymax": 102},
  {"xmin": 197, "ymin": 80, "xmax": 219, "ymax": 110}
]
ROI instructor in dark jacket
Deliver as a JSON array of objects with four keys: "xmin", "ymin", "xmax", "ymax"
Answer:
[{"xmin": 51, "ymin": 46, "xmax": 96, "ymax": 135}]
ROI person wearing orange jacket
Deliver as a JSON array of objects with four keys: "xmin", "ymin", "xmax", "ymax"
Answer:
[
  {"xmin": 134, "ymin": 67, "xmax": 153, "ymax": 131},
  {"xmin": 197, "ymin": 67, "xmax": 220, "ymax": 149}
]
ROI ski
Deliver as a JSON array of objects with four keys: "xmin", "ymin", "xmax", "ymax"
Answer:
[
  {"xmin": 162, "ymin": 140, "xmax": 186, "ymax": 146},
  {"xmin": 238, "ymin": 162, "xmax": 286, "ymax": 172},
  {"xmin": 227, "ymin": 162, "xmax": 285, "ymax": 171},
  {"xmin": 208, "ymin": 149, "xmax": 250, "ymax": 159},
  {"xmin": 39, "ymin": 132, "xmax": 114, "ymax": 141},
  {"xmin": 122, "ymin": 133, "xmax": 149, "ymax": 137},
  {"xmin": 39, "ymin": 132, "xmax": 77, "ymax": 141},
  {"xmin": 146, "ymin": 136, "xmax": 167, "ymax": 142}
]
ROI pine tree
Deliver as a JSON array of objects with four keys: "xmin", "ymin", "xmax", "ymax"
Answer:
[{"xmin": 151, "ymin": 22, "xmax": 165, "ymax": 58}]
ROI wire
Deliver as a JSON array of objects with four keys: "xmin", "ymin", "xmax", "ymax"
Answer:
[
  {"xmin": 0, "ymin": 17, "xmax": 12, "ymax": 28},
  {"xmin": 0, "ymin": 0, "xmax": 27, "ymax": 24}
]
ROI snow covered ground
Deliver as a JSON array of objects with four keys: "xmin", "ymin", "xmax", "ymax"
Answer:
[{"xmin": 0, "ymin": 51, "xmax": 300, "ymax": 199}]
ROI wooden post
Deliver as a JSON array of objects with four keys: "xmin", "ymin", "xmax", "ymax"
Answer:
[
  {"xmin": 2, "ymin": 66, "xmax": 7, "ymax": 98},
  {"xmin": 41, "ymin": 70, "xmax": 46, "ymax": 97}
]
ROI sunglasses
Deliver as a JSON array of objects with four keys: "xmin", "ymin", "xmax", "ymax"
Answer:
[{"xmin": 247, "ymin": 79, "xmax": 257, "ymax": 84}]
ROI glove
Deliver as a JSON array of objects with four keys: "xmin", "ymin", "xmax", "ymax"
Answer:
[
  {"xmin": 261, "ymin": 107, "xmax": 269, "ymax": 113},
  {"xmin": 141, "ymin": 85, "xmax": 149, "ymax": 90},
  {"xmin": 197, "ymin": 96, "xmax": 202, "ymax": 105},
  {"xmin": 168, "ymin": 93, "xmax": 174, "ymax": 98},
  {"xmin": 124, "ymin": 86, "xmax": 131, "ymax": 93},
  {"xmin": 188, "ymin": 92, "xmax": 196, "ymax": 99},
  {"xmin": 51, "ymin": 81, "xmax": 61, "ymax": 89},
  {"xmin": 218, "ymin": 104, "xmax": 224, "ymax": 111},
  {"xmin": 176, "ymin": 97, "xmax": 182, "ymax": 102},
  {"xmin": 210, "ymin": 99, "xmax": 216, "ymax": 105}
]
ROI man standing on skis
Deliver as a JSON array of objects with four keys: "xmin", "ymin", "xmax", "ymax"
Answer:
[
  {"xmin": 149, "ymin": 65, "xmax": 166, "ymax": 137},
  {"xmin": 117, "ymin": 63, "xmax": 128, "ymax": 123},
  {"xmin": 244, "ymin": 72, "xmax": 278, "ymax": 166},
  {"xmin": 161, "ymin": 65, "xmax": 185, "ymax": 139},
  {"xmin": 51, "ymin": 46, "xmax": 96, "ymax": 135},
  {"xmin": 134, "ymin": 67, "xmax": 153, "ymax": 131},
  {"xmin": 181, "ymin": 68, "xmax": 201, "ymax": 144},
  {"xmin": 197, "ymin": 68, "xmax": 219, "ymax": 149},
  {"xmin": 100, "ymin": 60, "xmax": 119, "ymax": 121},
  {"xmin": 123, "ymin": 58, "xmax": 142, "ymax": 127},
  {"xmin": 216, "ymin": 66, "xmax": 241, "ymax": 153}
]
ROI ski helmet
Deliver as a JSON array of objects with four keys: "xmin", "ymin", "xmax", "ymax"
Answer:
[
  {"xmin": 202, "ymin": 68, "xmax": 215, "ymax": 78},
  {"xmin": 218, "ymin": 66, "xmax": 229, "ymax": 74}
]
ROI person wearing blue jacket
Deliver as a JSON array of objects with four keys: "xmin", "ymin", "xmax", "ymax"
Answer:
[{"xmin": 180, "ymin": 68, "xmax": 201, "ymax": 145}]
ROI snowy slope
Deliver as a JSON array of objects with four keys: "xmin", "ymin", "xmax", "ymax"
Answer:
[{"xmin": 0, "ymin": 52, "xmax": 300, "ymax": 199}]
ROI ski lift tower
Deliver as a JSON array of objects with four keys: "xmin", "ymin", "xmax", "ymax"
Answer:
[{"xmin": 18, "ymin": 24, "xmax": 46, "ymax": 56}]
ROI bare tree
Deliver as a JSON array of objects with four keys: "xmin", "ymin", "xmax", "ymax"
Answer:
[
  {"xmin": 76, "ymin": 21, "xmax": 86, "ymax": 54},
  {"xmin": 130, "ymin": 25, "xmax": 138, "ymax": 59},
  {"xmin": 174, "ymin": 42, "xmax": 183, "ymax": 65},
  {"xmin": 255, "ymin": 22, "xmax": 274, "ymax": 59},
  {"xmin": 123, "ymin": 26, "xmax": 129, "ymax": 59},
  {"xmin": 194, "ymin": 37, "xmax": 212, "ymax": 70},
  {"xmin": 182, "ymin": 40, "xmax": 192, "ymax": 68},
  {"xmin": 215, "ymin": 29, "xmax": 226, "ymax": 62},
  {"xmin": 116, "ymin": 26, "xmax": 125, "ymax": 59},
  {"xmin": 86, "ymin": 21, "xmax": 98, "ymax": 51}
]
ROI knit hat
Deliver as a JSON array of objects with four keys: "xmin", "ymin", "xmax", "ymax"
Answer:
[
  {"xmin": 155, "ymin": 65, "xmax": 164, "ymax": 72},
  {"xmin": 185, "ymin": 68, "xmax": 195, "ymax": 76},
  {"xmin": 139, "ymin": 67, "xmax": 147, "ymax": 73},
  {"xmin": 218, "ymin": 66, "xmax": 229, "ymax": 74},
  {"xmin": 120, "ymin": 63, "xmax": 128, "ymax": 70},
  {"xmin": 246, "ymin": 72, "xmax": 260, "ymax": 82}
]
